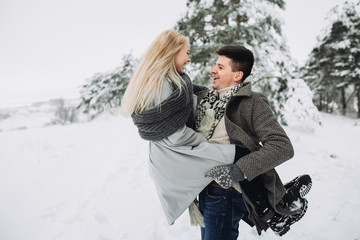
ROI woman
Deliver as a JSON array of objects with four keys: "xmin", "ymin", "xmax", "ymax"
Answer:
[{"xmin": 121, "ymin": 30, "xmax": 236, "ymax": 225}]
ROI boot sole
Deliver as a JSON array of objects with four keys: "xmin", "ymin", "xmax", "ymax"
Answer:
[{"xmin": 285, "ymin": 174, "xmax": 312, "ymax": 198}]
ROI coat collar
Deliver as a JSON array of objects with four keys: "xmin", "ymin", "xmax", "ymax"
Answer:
[
  {"xmin": 233, "ymin": 82, "xmax": 252, "ymax": 97},
  {"xmin": 195, "ymin": 82, "xmax": 252, "ymax": 101}
]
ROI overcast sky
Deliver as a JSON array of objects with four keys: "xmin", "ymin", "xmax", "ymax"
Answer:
[{"xmin": 0, "ymin": 0, "xmax": 352, "ymax": 107}]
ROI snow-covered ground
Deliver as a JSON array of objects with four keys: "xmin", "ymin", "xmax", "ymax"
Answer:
[{"xmin": 0, "ymin": 104, "xmax": 360, "ymax": 240}]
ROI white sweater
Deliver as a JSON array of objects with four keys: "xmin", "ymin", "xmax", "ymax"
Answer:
[{"xmin": 197, "ymin": 86, "xmax": 242, "ymax": 192}]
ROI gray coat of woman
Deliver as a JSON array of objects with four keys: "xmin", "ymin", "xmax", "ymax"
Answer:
[{"xmin": 133, "ymin": 75, "xmax": 236, "ymax": 225}]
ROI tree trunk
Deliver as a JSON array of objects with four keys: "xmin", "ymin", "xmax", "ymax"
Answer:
[
  {"xmin": 340, "ymin": 87, "xmax": 347, "ymax": 115},
  {"xmin": 326, "ymin": 93, "xmax": 329, "ymax": 113},
  {"xmin": 357, "ymin": 85, "xmax": 360, "ymax": 118}
]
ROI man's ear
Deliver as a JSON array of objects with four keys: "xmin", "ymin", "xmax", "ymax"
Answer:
[{"xmin": 234, "ymin": 71, "xmax": 244, "ymax": 83}]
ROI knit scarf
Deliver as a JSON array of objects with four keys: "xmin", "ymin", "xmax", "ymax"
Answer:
[
  {"xmin": 131, "ymin": 73, "xmax": 196, "ymax": 141},
  {"xmin": 195, "ymin": 83, "xmax": 243, "ymax": 140}
]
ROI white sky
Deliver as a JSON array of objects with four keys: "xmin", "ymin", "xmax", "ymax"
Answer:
[{"xmin": 0, "ymin": 0, "xmax": 352, "ymax": 107}]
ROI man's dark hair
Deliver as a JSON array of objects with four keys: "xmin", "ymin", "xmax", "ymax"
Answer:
[{"xmin": 215, "ymin": 45, "xmax": 254, "ymax": 80}]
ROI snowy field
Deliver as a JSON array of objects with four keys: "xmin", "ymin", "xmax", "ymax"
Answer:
[{"xmin": 0, "ymin": 103, "xmax": 360, "ymax": 240}]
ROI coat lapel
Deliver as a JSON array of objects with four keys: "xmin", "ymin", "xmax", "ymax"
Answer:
[{"xmin": 224, "ymin": 83, "xmax": 259, "ymax": 152}]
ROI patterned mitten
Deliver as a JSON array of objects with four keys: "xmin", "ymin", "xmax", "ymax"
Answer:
[{"xmin": 205, "ymin": 164, "xmax": 245, "ymax": 189}]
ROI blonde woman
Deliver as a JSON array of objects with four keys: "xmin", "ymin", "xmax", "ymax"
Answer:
[{"xmin": 121, "ymin": 30, "xmax": 236, "ymax": 225}]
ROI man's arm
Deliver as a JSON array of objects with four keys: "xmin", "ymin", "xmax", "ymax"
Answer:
[
  {"xmin": 205, "ymin": 93, "xmax": 294, "ymax": 187},
  {"xmin": 234, "ymin": 94, "xmax": 294, "ymax": 180}
]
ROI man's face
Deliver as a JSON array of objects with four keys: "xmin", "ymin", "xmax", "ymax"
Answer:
[{"xmin": 211, "ymin": 56, "xmax": 240, "ymax": 90}]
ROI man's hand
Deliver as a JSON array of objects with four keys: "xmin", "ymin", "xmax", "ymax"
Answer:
[{"xmin": 205, "ymin": 164, "xmax": 245, "ymax": 189}]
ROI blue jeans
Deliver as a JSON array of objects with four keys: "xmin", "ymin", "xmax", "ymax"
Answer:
[{"xmin": 199, "ymin": 184, "xmax": 247, "ymax": 240}]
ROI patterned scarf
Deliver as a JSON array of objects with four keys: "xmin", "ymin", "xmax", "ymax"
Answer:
[{"xmin": 195, "ymin": 83, "xmax": 243, "ymax": 139}]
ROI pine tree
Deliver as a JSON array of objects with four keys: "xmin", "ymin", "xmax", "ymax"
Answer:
[
  {"xmin": 302, "ymin": 1, "xmax": 360, "ymax": 115},
  {"xmin": 175, "ymin": 0, "xmax": 320, "ymax": 125},
  {"xmin": 78, "ymin": 53, "xmax": 137, "ymax": 116},
  {"xmin": 176, "ymin": 0, "xmax": 293, "ymax": 83}
]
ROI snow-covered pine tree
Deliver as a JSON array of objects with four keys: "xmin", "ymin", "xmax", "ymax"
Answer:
[
  {"xmin": 176, "ymin": 0, "xmax": 293, "ymax": 83},
  {"xmin": 78, "ymin": 53, "xmax": 137, "ymax": 116},
  {"xmin": 301, "ymin": 1, "xmax": 360, "ymax": 116},
  {"xmin": 176, "ymin": 0, "xmax": 320, "ymax": 126}
]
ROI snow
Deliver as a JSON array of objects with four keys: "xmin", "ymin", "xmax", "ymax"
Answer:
[
  {"xmin": 1, "ymin": 105, "xmax": 360, "ymax": 240},
  {"xmin": 283, "ymin": 79, "xmax": 322, "ymax": 131},
  {"xmin": 330, "ymin": 39, "xmax": 351, "ymax": 50}
]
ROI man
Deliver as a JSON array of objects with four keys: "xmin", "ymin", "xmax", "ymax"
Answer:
[{"xmin": 195, "ymin": 46, "xmax": 311, "ymax": 239}]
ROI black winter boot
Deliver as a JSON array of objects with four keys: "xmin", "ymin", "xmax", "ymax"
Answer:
[
  {"xmin": 268, "ymin": 197, "xmax": 308, "ymax": 236},
  {"xmin": 283, "ymin": 174, "xmax": 312, "ymax": 206}
]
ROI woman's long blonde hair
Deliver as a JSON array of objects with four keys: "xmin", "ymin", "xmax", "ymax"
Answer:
[{"xmin": 121, "ymin": 30, "xmax": 189, "ymax": 117}]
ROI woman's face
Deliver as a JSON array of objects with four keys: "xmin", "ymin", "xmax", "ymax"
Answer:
[{"xmin": 174, "ymin": 43, "xmax": 191, "ymax": 74}]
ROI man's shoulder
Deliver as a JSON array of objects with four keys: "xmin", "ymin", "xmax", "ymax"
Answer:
[
  {"xmin": 228, "ymin": 90, "xmax": 271, "ymax": 113},
  {"xmin": 250, "ymin": 91, "xmax": 267, "ymax": 99},
  {"xmin": 231, "ymin": 87, "xmax": 267, "ymax": 101}
]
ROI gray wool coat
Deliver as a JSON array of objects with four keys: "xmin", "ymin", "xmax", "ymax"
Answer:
[{"xmin": 197, "ymin": 82, "xmax": 295, "ymax": 214}]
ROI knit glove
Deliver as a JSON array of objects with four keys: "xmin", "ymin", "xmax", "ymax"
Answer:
[{"xmin": 205, "ymin": 164, "xmax": 245, "ymax": 189}]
